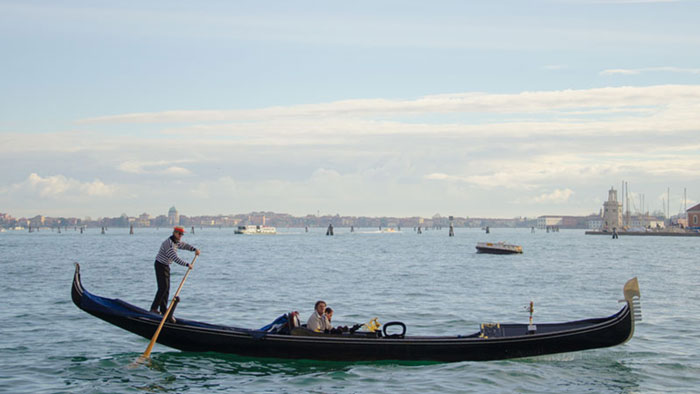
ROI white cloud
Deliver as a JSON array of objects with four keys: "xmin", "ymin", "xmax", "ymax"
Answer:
[
  {"xmin": 600, "ymin": 68, "xmax": 642, "ymax": 75},
  {"xmin": 163, "ymin": 166, "xmax": 192, "ymax": 176},
  {"xmin": 118, "ymin": 161, "xmax": 148, "ymax": 174},
  {"xmin": 79, "ymin": 85, "xmax": 700, "ymax": 124},
  {"xmin": 310, "ymin": 168, "xmax": 342, "ymax": 181},
  {"xmin": 425, "ymin": 173, "xmax": 451, "ymax": 181},
  {"xmin": 601, "ymin": 67, "xmax": 700, "ymax": 76},
  {"xmin": 543, "ymin": 64, "xmax": 567, "ymax": 70},
  {"xmin": 421, "ymin": 156, "xmax": 700, "ymax": 192},
  {"xmin": 3, "ymin": 173, "xmax": 118, "ymax": 199},
  {"xmin": 534, "ymin": 189, "xmax": 574, "ymax": 204},
  {"xmin": 65, "ymin": 86, "xmax": 700, "ymax": 157},
  {"xmin": 118, "ymin": 160, "xmax": 193, "ymax": 176},
  {"xmin": 190, "ymin": 176, "xmax": 237, "ymax": 199},
  {"xmin": 3, "ymin": 84, "xmax": 700, "ymax": 218}
]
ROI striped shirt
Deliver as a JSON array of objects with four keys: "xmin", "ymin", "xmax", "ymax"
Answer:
[{"xmin": 155, "ymin": 236, "xmax": 197, "ymax": 266}]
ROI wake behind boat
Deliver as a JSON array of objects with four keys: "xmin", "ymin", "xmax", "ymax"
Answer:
[{"xmin": 71, "ymin": 264, "xmax": 640, "ymax": 362}]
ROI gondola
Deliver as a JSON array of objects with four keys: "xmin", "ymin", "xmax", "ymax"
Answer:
[{"xmin": 71, "ymin": 264, "xmax": 640, "ymax": 362}]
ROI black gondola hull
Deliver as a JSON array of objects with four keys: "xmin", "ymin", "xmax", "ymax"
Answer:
[{"xmin": 72, "ymin": 265, "xmax": 636, "ymax": 362}]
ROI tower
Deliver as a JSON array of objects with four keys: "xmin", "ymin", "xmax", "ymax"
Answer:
[
  {"xmin": 602, "ymin": 187, "xmax": 622, "ymax": 231},
  {"xmin": 168, "ymin": 206, "xmax": 180, "ymax": 226}
]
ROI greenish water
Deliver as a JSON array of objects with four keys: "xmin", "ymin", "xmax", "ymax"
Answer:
[{"xmin": 1, "ymin": 227, "xmax": 699, "ymax": 393}]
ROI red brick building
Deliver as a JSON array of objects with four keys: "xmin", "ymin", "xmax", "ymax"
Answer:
[{"xmin": 688, "ymin": 203, "xmax": 700, "ymax": 229}]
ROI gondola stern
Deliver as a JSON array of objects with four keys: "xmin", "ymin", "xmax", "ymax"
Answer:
[{"xmin": 621, "ymin": 277, "xmax": 642, "ymax": 343}]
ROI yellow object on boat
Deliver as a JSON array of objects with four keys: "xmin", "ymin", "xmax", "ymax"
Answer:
[{"xmin": 363, "ymin": 317, "xmax": 381, "ymax": 332}]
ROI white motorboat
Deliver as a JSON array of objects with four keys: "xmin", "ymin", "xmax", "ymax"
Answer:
[{"xmin": 234, "ymin": 225, "xmax": 277, "ymax": 235}]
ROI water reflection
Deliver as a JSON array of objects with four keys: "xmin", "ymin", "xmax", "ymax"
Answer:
[
  {"xmin": 502, "ymin": 351, "xmax": 641, "ymax": 393},
  {"xmin": 153, "ymin": 351, "xmax": 439, "ymax": 376}
]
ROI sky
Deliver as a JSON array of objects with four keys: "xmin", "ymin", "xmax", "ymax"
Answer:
[{"xmin": 1, "ymin": 0, "xmax": 699, "ymax": 219}]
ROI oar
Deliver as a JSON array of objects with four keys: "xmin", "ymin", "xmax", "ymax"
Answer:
[{"xmin": 138, "ymin": 255, "xmax": 198, "ymax": 361}]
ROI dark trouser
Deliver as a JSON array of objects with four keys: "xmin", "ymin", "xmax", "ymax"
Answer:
[{"xmin": 150, "ymin": 261, "xmax": 170, "ymax": 314}]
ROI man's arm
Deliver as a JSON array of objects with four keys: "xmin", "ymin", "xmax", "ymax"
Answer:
[
  {"xmin": 178, "ymin": 241, "xmax": 197, "ymax": 252},
  {"xmin": 178, "ymin": 241, "xmax": 200, "ymax": 256}
]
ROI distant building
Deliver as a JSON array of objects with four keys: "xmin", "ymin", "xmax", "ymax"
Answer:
[
  {"xmin": 137, "ymin": 213, "xmax": 151, "ymax": 227},
  {"xmin": 627, "ymin": 214, "xmax": 665, "ymax": 229},
  {"xmin": 587, "ymin": 217, "xmax": 602, "ymax": 229},
  {"xmin": 537, "ymin": 216, "xmax": 562, "ymax": 229},
  {"xmin": 535, "ymin": 215, "xmax": 597, "ymax": 229},
  {"xmin": 687, "ymin": 203, "xmax": 700, "ymax": 229},
  {"xmin": 602, "ymin": 187, "xmax": 622, "ymax": 231},
  {"xmin": 30, "ymin": 215, "xmax": 45, "ymax": 227},
  {"xmin": 168, "ymin": 206, "xmax": 180, "ymax": 226}
]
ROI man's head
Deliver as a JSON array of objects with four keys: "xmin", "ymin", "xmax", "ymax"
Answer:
[
  {"xmin": 173, "ymin": 226, "xmax": 186, "ymax": 240},
  {"xmin": 314, "ymin": 300, "xmax": 327, "ymax": 314}
]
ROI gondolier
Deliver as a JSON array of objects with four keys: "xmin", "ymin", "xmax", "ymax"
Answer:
[{"xmin": 150, "ymin": 226, "xmax": 200, "ymax": 320}]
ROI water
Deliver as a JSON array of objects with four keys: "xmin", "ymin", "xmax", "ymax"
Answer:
[{"xmin": 1, "ymin": 227, "xmax": 699, "ymax": 393}]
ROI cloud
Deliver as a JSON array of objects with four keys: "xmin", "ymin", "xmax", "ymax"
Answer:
[
  {"xmin": 2, "ymin": 173, "xmax": 118, "ymax": 199},
  {"xmin": 543, "ymin": 64, "xmax": 567, "ymax": 70},
  {"xmin": 163, "ymin": 166, "xmax": 192, "ymax": 176},
  {"xmin": 424, "ymin": 170, "xmax": 539, "ymax": 190},
  {"xmin": 79, "ymin": 85, "xmax": 700, "ymax": 124},
  {"xmin": 425, "ymin": 173, "xmax": 451, "ymax": 181},
  {"xmin": 600, "ymin": 67, "xmax": 700, "ymax": 76},
  {"xmin": 118, "ymin": 160, "xmax": 193, "ymax": 176},
  {"xmin": 190, "ymin": 176, "xmax": 237, "ymax": 199},
  {"xmin": 310, "ymin": 168, "xmax": 342, "ymax": 181},
  {"xmin": 600, "ymin": 69, "xmax": 642, "ymax": 75},
  {"xmin": 118, "ymin": 161, "xmax": 148, "ymax": 174},
  {"xmin": 3, "ymin": 84, "xmax": 700, "ymax": 218},
  {"xmin": 63, "ymin": 85, "xmax": 700, "ymax": 162},
  {"xmin": 534, "ymin": 188, "xmax": 574, "ymax": 204},
  {"xmin": 423, "ymin": 159, "xmax": 633, "ymax": 191}
]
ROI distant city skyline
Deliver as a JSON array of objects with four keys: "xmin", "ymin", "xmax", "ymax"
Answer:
[
  {"xmin": 1, "ymin": 1, "xmax": 699, "ymax": 218},
  {"xmin": 1, "ymin": 195, "xmax": 686, "ymax": 224},
  {"xmin": 2, "ymin": 203, "xmax": 684, "ymax": 232}
]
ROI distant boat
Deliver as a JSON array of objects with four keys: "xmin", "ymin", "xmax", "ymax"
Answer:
[
  {"xmin": 476, "ymin": 242, "xmax": 523, "ymax": 254},
  {"xmin": 234, "ymin": 225, "xmax": 277, "ymax": 235},
  {"xmin": 381, "ymin": 227, "xmax": 399, "ymax": 233}
]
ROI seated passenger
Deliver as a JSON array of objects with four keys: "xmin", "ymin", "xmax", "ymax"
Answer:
[
  {"xmin": 307, "ymin": 300, "xmax": 332, "ymax": 332},
  {"xmin": 325, "ymin": 307, "xmax": 333, "ymax": 324}
]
